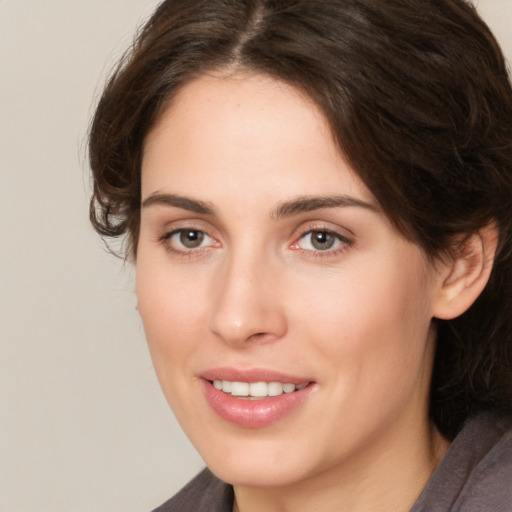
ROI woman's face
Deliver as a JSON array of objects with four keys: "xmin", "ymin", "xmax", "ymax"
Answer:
[{"xmin": 137, "ymin": 73, "xmax": 445, "ymax": 489}]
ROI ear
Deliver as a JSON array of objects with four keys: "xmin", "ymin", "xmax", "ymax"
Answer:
[{"xmin": 432, "ymin": 223, "xmax": 499, "ymax": 320}]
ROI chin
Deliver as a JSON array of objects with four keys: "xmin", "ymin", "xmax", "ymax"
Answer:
[
  {"xmin": 193, "ymin": 429, "xmax": 319, "ymax": 488},
  {"xmin": 208, "ymin": 455, "xmax": 309, "ymax": 489}
]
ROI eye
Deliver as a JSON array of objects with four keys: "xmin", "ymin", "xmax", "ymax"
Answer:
[
  {"xmin": 176, "ymin": 229, "xmax": 206, "ymax": 249},
  {"xmin": 161, "ymin": 228, "xmax": 217, "ymax": 253},
  {"xmin": 294, "ymin": 229, "xmax": 351, "ymax": 253}
]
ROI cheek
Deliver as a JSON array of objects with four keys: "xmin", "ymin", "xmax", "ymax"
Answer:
[
  {"xmin": 288, "ymin": 262, "xmax": 435, "ymax": 450},
  {"xmin": 136, "ymin": 270, "xmax": 211, "ymax": 433},
  {"xmin": 135, "ymin": 259, "xmax": 208, "ymax": 380},
  {"xmin": 292, "ymin": 255, "xmax": 434, "ymax": 386}
]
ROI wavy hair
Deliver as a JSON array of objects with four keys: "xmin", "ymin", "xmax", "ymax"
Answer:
[{"xmin": 89, "ymin": 0, "xmax": 512, "ymax": 437}]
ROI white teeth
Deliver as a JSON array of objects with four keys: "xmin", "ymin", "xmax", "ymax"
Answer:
[
  {"xmin": 212, "ymin": 379, "xmax": 307, "ymax": 397},
  {"xmin": 268, "ymin": 381, "xmax": 284, "ymax": 396},
  {"xmin": 283, "ymin": 383, "xmax": 296, "ymax": 394},
  {"xmin": 230, "ymin": 381, "xmax": 250, "ymax": 396},
  {"xmin": 249, "ymin": 382, "xmax": 268, "ymax": 397}
]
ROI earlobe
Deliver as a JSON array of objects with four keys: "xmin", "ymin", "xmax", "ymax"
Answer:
[{"xmin": 433, "ymin": 223, "xmax": 499, "ymax": 320}]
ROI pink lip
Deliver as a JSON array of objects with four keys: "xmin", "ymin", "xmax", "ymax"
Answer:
[
  {"xmin": 199, "ymin": 368, "xmax": 316, "ymax": 428},
  {"xmin": 200, "ymin": 367, "xmax": 312, "ymax": 385}
]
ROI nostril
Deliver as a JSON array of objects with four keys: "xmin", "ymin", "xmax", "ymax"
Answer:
[{"xmin": 248, "ymin": 332, "xmax": 267, "ymax": 341}]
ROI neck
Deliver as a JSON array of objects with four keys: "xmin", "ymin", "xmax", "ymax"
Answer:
[{"xmin": 233, "ymin": 418, "xmax": 449, "ymax": 512}]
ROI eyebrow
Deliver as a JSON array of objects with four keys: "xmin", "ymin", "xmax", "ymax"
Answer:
[
  {"xmin": 141, "ymin": 192, "xmax": 378, "ymax": 218},
  {"xmin": 271, "ymin": 195, "xmax": 379, "ymax": 219},
  {"xmin": 141, "ymin": 193, "xmax": 216, "ymax": 215}
]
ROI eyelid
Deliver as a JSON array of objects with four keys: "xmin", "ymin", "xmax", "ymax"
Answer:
[
  {"xmin": 291, "ymin": 220, "xmax": 354, "ymax": 243},
  {"xmin": 156, "ymin": 217, "xmax": 217, "ymax": 241},
  {"xmin": 292, "ymin": 229, "xmax": 351, "ymax": 247},
  {"xmin": 158, "ymin": 224, "xmax": 221, "ymax": 257},
  {"xmin": 289, "ymin": 222, "xmax": 354, "ymax": 255}
]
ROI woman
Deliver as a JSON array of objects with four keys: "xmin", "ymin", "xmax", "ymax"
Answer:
[{"xmin": 88, "ymin": 0, "xmax": 512, "ymax": 510}]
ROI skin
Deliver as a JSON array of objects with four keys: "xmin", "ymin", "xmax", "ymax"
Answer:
[{"xmin": 137, "ymin": 72, "xmax": 454, "ymax": 512}]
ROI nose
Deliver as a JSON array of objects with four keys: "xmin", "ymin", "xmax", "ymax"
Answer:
[{"xmin": 208, "ymin": 251, "xmax": 287, "ymax": 346}]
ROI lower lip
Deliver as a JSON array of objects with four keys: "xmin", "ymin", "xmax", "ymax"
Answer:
[{"xmin": 201, "ymin": 380, "xmax": 314, "ymax": 428}]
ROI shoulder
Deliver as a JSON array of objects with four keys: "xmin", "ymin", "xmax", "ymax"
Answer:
[
  {"xmin": 151, "ymin": 468, "xmax": 233, "ymax": 512},
  {"xmin": 454, "ymin": 414, "xmax": 512, "ymax": 511},
  {"xmin": 412, "ymin": 413, "xmax": 512, "ymax": 512}
]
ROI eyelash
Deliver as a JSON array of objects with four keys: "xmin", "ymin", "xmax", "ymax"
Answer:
[
  {"xmin": 158, "ymin": 226, "xmax": 353, "ymax": 259},
  {"xmin": 291, "ymin": 227, "xmax": 353, "ymax": 258},
  {"xmin": 159, "ymin": 228, "xmax": 217, "ymax": 257}
]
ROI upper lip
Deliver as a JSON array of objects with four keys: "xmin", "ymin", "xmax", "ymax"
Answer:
[{"xmin": 200, "ymin": 367, "xmax": 314, "ymax": 385}]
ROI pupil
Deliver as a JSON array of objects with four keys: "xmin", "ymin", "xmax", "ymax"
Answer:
[
  {"xmin": 180, "ymin": 230, "xmax": 204, "ymax": 248},
  {"xmin": 312, "ymin": 231, "xmax": 334, "ymax": 250}
]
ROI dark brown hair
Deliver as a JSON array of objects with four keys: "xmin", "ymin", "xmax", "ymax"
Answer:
[{"xmin": 89, "ymin": 0, "xmax": 512, "ymax": 438}]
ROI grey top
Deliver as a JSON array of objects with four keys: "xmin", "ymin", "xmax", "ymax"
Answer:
[
  {"xmin": 410, "ymin": 413, "xmax": 512, "ymax": 512},
  {"xmin": 153, "ymin": 413, "xmax": 512, "ymax": 512}
]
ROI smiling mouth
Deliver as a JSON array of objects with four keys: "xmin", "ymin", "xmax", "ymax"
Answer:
[
  {"xmin": 210, "ymin": 380, "xmax": 310, "ymax": 399},
  {"xmin": 202, "ymin": 377, "xmax": 315, "ymax": 426}
]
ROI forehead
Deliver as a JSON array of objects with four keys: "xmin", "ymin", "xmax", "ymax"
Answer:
[
  {"xmin": 141, "ymin": 72, "xmax": 374, "ymax": 205},
  {"xmin": 144, "ymin": 72, "xmax": 332, "ymax": 160}
]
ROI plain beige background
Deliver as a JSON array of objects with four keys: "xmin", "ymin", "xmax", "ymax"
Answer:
[{"xmin": 1, "ymin": 1, "xmax": 511, "ymax": 511}]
